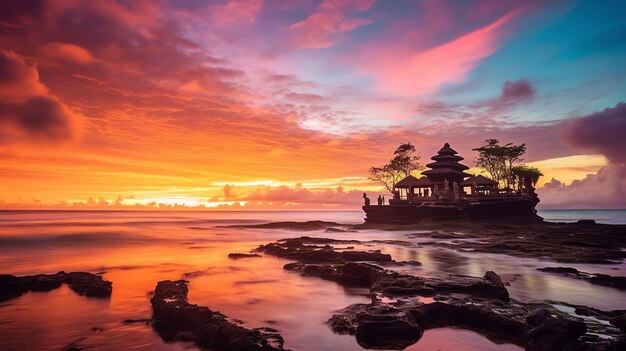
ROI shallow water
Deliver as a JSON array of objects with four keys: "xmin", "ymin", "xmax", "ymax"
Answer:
[{"xmin": 0, "ymin": 210, "xmax": 624, "ymax": 351}]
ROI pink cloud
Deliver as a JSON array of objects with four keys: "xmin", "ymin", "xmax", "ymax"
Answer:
[
  {"xmin": 290, "ymin": 0, "xmax": 377, "ymax": 48},
  {"xmin": 41, "ymin": 42, "xmax": 94, "ymax": 64},
  {"xmin": 355, "ymin": 9, "xmax": 521, "ymax": 96},
  {"xmin": 211, "ymin": 0, "xmax": 264, "ymax": 25}
]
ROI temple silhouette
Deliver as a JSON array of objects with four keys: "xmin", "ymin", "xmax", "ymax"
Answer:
[{"xmin": 363, "ymin": 143, "xmax": 541, "ymax": 223}]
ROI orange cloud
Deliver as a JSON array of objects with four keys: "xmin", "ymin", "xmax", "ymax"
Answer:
[{"xmin": 0, "ymin": 50, "xmax": 81, "ymax": 143}]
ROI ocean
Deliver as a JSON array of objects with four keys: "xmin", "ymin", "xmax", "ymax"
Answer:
[{"xmin": 0, "ymin": 209, "xmax": 624, "ymax": 351}]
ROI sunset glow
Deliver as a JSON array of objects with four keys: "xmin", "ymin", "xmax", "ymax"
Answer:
[{"xmin": 1, "ymin": 0, "xmax": 625, "ymax": 210}]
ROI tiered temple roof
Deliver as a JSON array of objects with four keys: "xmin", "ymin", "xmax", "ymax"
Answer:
[{"xmin": 421, "ymin": 143, "xmax": 471, "ymax": 184}]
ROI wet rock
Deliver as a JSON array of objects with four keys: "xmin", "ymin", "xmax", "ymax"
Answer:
[
  {"xmin": 228, "ymin": 253, "xmax": 262, "ymax": 260},
  {"xmin": 340, "ymin": 251, "xmax": 392, "ymax": 262},
  {"xmin": 355, "ymin": 310, "xmax": 422, "ymax": 349},
  {"xmin": 526, "ymin": 313, "xmax": 587, "ymax": 351},
  {"xmin": 610, "ymin": 315, "xmax": 626, "ymax": 333},
  {"xmin": 576, "ymin": 219, "xmax": 597, "ymax": 225},
  {"xmin": 0, "ymin": 272, "xmax": 111, "ymax": 301},
  {"xmin": 62, "ymin": 272, "xmax": 112, "ymax": 297},
  {"xmin": 151, "ymin": 280, "xmax": 288, "ymax": 350},
  {"xmin": 425, "ymin": 274, "xmax": 510, "ymax": 301},
  {"xmin": 325, "ymin": 227, "xmax": 357, "ymax": 233},
  {"xmin": 255, "ymin": 237, "xmax": 390, "ymax": 263},
  {"xmin": 340, "ymin": 262, "xmax": 384, "ymax": 287},
  {"xmin": 538, "ymin": 267, "xmax": 579, "ymax": 274},
  {"xmin": 538, "ymin": 267, "xmax": 626, "ymax": 290}
]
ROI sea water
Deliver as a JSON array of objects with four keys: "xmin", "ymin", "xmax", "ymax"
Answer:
[{"xmin": 0, "ymin": 210, "xmax": 624, "ymax": 350}]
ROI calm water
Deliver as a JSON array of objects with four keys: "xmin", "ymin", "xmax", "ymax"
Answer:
[
  {"xmin": 538, "ymin": 209, "xmax": 626, "ymax": 224},
  {"xmin": 0, "ymin": 210, "xmax": 624, "ymax": 351}
]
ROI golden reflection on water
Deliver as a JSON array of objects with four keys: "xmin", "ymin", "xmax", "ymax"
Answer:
[{"xmin": 0, "ymin": 211, "xmax": 624, "ymax": 350}]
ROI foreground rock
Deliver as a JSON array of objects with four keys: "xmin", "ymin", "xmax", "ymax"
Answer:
[
  {"xmin": 330, "ymin": 297, "xmax": 626, "ymax": 351},
  {"xmin": 0, "ymin": 271, "xmax": 112, "ymax": 301},
  {"xmin": 257, "ymin": 237, "xmax": 626, "ymax": 350},
  {"xmin": 151, "ymin": 280, "xmax": 288, "ymax": 350},
  {"xmin": 538, "ymin": 267, "xmax": 626, "ymax": 290}
]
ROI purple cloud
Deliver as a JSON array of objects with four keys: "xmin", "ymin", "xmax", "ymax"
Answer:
[{"xmin": 563, "ymin": 102, "xmax": 626, "ymax": 164}]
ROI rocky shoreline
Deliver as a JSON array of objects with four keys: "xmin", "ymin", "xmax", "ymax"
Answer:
[
  {"xmin": 3, "ymin": 219, "xmax": 625, "ymax": 350},
  {"xmin": 250, "ymin": 236, "xmax": 626, "ymax": 350},
  {"xmin": 150, "ymin": 279, "xmax": 288, "ymax": 351}
]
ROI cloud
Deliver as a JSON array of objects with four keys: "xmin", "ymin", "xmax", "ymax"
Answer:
[
  {"xmin": 538, "ymin": 164, "xmax": 626, "ymax": 209},
  {"xmin": 211, "ymin": 0, "xmax": 264, "ymax": 25},
  {"xmin": 0, "ymin": 50, "xmax": 79, "ymax": 142},
  {"xmin": 500, "ymin": 79, "xmax": 534, "ymax": 103},
  {"xmin": 242, "ymin": 184, "xmax": 362, "ymax": 204},
  {"xmin": 352, "ymin": 8, "xmax": 522, "ymax": 96},
  {"xmin": 41, "ymin": 42, "xmax": 94, "ymax": 64},
  {"xmin": 538, "ymin": 102, "xmax": 626, "ymax": 208},
  {"xmin": 562, "ymin": 102, "xmax": 626, "ymax": 164},
  {"xmin": 290, "ymin": 0, "xmax": 377, "ymax": 48}
]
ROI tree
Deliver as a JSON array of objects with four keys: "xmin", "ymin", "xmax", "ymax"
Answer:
[
  {"xmin": 511, "ymin": 165, "xmax": 543, "ymax": 191},
  {"xmin": 369, "ymin": 143, "xmax": 422, "ymax": 192},
  {"xmin": 472, "ymin": 139, "xmax": 526, "ymax": 189}
]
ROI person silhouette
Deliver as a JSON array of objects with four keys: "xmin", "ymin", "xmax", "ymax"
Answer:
[
  {"xmin": 381, "ymin": 195, "xmax": 385, "ymax": 205},
  {"xmin": 363, "ymin": 193, "xmax": 370, "ymax": 207},
  {"xmin": 377, "ymin": 195, "xmax": 382, "ymax": 206}
]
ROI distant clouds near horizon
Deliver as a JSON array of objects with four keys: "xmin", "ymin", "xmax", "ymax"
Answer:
[{"xmin": 0, "ymin": 0, "xmax": 625, "ymax": 209}]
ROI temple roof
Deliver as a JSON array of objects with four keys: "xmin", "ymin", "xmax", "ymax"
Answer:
[
  {"xmin": 437, "ymin": 142, "xmax": 458, "ymax": 155},
  {"xmin": 395, "ymin": 175, "xmax": 434, "ymax": 188},
  {"xmin": 460, "ymin": 175, "xmax": 497, "ymax": 186},
  {"xmin": 431, "ymin": 154, "xmax": 464, "ymax": 162},
  {"xmin": 425, "ymin": 161, "xmax": 469, "ymax": 171},
  {"xmin": 422, "ymin": 143, "xmax": 470, "ymax": 181},
  {"xmin": 421, "ymin": 168, "xmax": 472, "ymax": 178}
]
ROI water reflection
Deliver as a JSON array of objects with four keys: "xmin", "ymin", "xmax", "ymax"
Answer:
[{"xmin": 0, "ymin": 210, "xmax": 624, "ymax": 350}]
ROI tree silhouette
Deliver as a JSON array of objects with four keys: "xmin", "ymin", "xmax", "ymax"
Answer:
[{"xmin": 369, "ymin": 143, "xmax": 422, "ymax": 192}]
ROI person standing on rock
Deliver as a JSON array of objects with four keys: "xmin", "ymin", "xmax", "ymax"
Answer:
[{"xmin": 363, "ymin": 193, "xmax": 370, "ymax": 207}]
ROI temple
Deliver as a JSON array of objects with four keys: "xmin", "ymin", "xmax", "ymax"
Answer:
[{"xmin": 363, "ymin": 143, "xmax": 541, "ymax": 223}]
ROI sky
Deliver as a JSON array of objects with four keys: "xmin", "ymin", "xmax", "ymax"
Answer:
[{"xmin": 0, "ymin": 0, "xmax": 625, "ymax": 210}]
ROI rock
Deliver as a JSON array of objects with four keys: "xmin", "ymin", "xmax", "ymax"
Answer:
[
  {"xmin": 425, "ymin": 273, "xmax": 510, "ymax": 301},
  {"xmin": 355, "ymin": 311, "xmax": 423, "ymax": 349},
  {"xmin": 576, "ymin": 219, "xmax": 597, "ymax": 225},
  {"xmin": 0, "ymin": 272, "xmax": 111, "ymax": 301},
  {"xmin": 538, "ymin": 267, "xmax": 580, "ymax": 274},
  {"xmin": 538, "ymin": 267, "xmax": 626, "ymax": 291},
  {"xmin": 484, "ymin": 271, "xmax": 505, "ymax": 287},
  {"xmin": 610, "ymin": 315, "xmax": 626, "ymax": 333},
  {"xmin": 339, "ymin": 251, "xmax": 392, "ymax": 262},
  {"xmin": 339, "ymin": 262, "xmax": 383, "ymax": 287},
  {"xmin": 62, "ymin": 272, "xmax": 112, "ymax": 297},
  {"xmin": 254, "ymin": 237, "xmax": 390, "ymax": 263},
  {"xmin": 228, "ymin": 253, "xmax": 262, "ymax": 260},
  {"xmin": 151, "ymin": 280, "xmax": 288, "ymax": 350},
  {"xmin": 526, "ymin": 315, "xmax": 587, "ymax": 351},
  {"xmin": 0, "ymin": 274, "xmax": 28, "ymax": 301}
]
